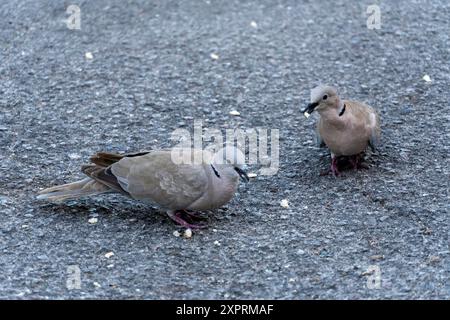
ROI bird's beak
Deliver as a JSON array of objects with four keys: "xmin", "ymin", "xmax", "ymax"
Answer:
[
  {"xmin": 302, "ymin": 102, "xmax": 319, "ymax": 118},
  {"xmin": 234, "ymin": 167, "xmax": 249, "ymax": 182}
]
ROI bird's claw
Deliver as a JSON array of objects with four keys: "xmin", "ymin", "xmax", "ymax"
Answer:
[{"xmin": 167, "ymin": 210, "xmax": 208, "ymax": 229}]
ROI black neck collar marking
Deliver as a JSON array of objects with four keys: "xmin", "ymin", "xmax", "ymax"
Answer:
[
  {"xmin": 339, "ymin": 103, "xmax": 346, "ymax": 117},
  {"xmin": 211, "ymin": 164, "xmax": 221, "ymax": 178}
]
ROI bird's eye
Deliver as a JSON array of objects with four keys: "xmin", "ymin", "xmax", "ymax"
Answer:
[{"xmin": 323, "ymin": 95, "xmax": 328, "ymax": 100}]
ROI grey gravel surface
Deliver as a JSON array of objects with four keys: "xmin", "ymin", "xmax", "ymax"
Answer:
[{"xmin": 0, "ymin": 0, "xmax": 449, "ymax": 299}]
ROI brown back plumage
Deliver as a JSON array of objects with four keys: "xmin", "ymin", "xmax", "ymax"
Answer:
[
  {"xmin": 90, "ymin": 151, "xmax": 150, "ymax": 167},
  {"xmin": 89, "ymin": 152, "xmax": 125, "ymax": 167},
  {"xmin": 83, "ymin": 151, "xmax": 151, "ymax": 196}
]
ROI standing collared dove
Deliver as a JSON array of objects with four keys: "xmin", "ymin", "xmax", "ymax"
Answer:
[
  {"xmin": 302, "ymin": 85, "xmax": 380, "ymax": 176},
  {"xmin": 37, "ymin": 146, "xmax": 249, "ymax": 228}
]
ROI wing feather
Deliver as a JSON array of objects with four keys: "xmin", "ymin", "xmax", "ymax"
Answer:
[
  {"xmin": 345, "ymin": 100, "xmax": 381, "ymax": 151},
  {"xmin": 110, "ymin": 151, "xmax": 208, "ymax": 209}
]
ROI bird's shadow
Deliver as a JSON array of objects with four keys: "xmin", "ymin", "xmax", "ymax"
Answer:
[
  {"xmin": 301, "ymin": 148, "xmax": 389, "ymax": 177},
  {"xmin": 35, "ymin": 194, "xmax": 228, "ymax": 232},
  {"xmin": 36, "ymin": 195, "xmax": 165, "ymax": 226}
]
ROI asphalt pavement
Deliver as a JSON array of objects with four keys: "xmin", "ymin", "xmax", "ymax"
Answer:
[{"xmin": 0, "ymin": 0, "xmax": 449, "ymax": 299}]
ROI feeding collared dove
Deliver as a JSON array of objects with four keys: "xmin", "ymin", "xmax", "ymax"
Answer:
[
  {"xmin": 37, "ymin": 146, "xmax": 249, "ymax": 228},
  {"xmin": 302, "ymin": 85, "xmax": 380, "ymax": 175}
]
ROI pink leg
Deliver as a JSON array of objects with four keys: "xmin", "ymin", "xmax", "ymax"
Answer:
[
  {"xmin": 184, "ymin": 210, "xmax": 208, "ymax": 220},
  {"xmin": 330, "ymin": 156, "xmax": 340, "ymax": 176},
  {"xmin": 350, "ymin": 154, "xmax": 369, "ymax": 170},
  {"xmin": 349, "ymin": 155, "xmax": 359, "ymax": 170},
  {"xmin": 166, "ymin": 210, "xmax": 207, "ymax": 229}
]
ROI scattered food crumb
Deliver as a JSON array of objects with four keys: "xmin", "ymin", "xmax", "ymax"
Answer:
[
  {"xmin": 422, "ymin": 74, "xmax": 432, "ymax": 82},
  {"xmin": 210, "ymin": 53, "xmax": 219, "ymax": 60},
  {"xmin": 247, "ymin": 172, "xmax": 257, "ymax": 178},
  {"xmin": 88, "ymin": 217, "xmax": 98, "ymax": 224},
  {"xmin": 214, "ymin": 240, "xmax": 221, "ymax": 246},
  {"xmin": 85, "ymin": 52, "xmax": 93, "ymax": 60},
  {"xmin": 173, "ymin": 230, "xmax": 181, "ymax": 237},
  {"xmin": 280, "ymin": 199, "xmax": 290, "ymax": 208},
  {"xmin": 183, "ymin": 228, "xmax": 192, "ymax": 239},
  {"xmin": 229, "ymin": 110, "xmax": 240, "ymax": 116},
  {"xmin": 250, "ymin": 21, "xmax": 258, "ymax": 28},
  {"xmin": 104, "ymin": 252, "xmax": 114, "ymax": 259},
  {"xmin": 93, "ymin": 282, "xmax": 101, "ymax": 288}
]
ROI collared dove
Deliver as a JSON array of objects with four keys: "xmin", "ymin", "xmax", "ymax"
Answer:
[
  {"xmin": 302, "ymin": 85, "xmax": 380, "ymax": 176},
  {"xmin": 37, "ymin": 146, "xmax": 249, "ymax": 228}
]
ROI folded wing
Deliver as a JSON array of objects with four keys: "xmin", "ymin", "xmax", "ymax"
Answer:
[{"xmin": 110, "ymin": 151, "xmax": 208, "ymax": 210}]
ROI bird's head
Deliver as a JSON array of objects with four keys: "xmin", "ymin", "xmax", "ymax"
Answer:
[
  {"xmin": 302, "ymin": 85, "xmax": 341, "ymax": 117},
  {"xmin": 212, "ymin": 146, "xmax": 249, "ymax": 182}
]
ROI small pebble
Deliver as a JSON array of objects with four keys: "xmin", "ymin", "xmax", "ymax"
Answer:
[
  {"xmin": 428, "ymin": 255, "xmax": 440, "ymax": 264},
  {"xmin": 370, "ymin": 254, "xmax": 384, "ymax": 261},
  {"xmin": 68, "ymin": 153, "xmax": 81, "ymax": 160}
]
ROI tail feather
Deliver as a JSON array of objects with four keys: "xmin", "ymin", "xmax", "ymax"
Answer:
[{"xmin": 36, "ymin": 178, "xmax": 113, "ymax": 202}]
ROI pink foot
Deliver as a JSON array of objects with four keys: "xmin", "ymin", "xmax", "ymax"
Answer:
[
  {"xmin": 350, "ymin": 154, "xmax": 369, "ymax": 170},
  {"xmin": 184, "ymin": 210, "xmax": 208, "ymax": 220},
  {"xmin": 349, "ymin": 155, "xmax": 359, "ymax": 170},
  {"xmin": 166, "ymin": 210, "xmax": 207, "ymax": 229}
]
